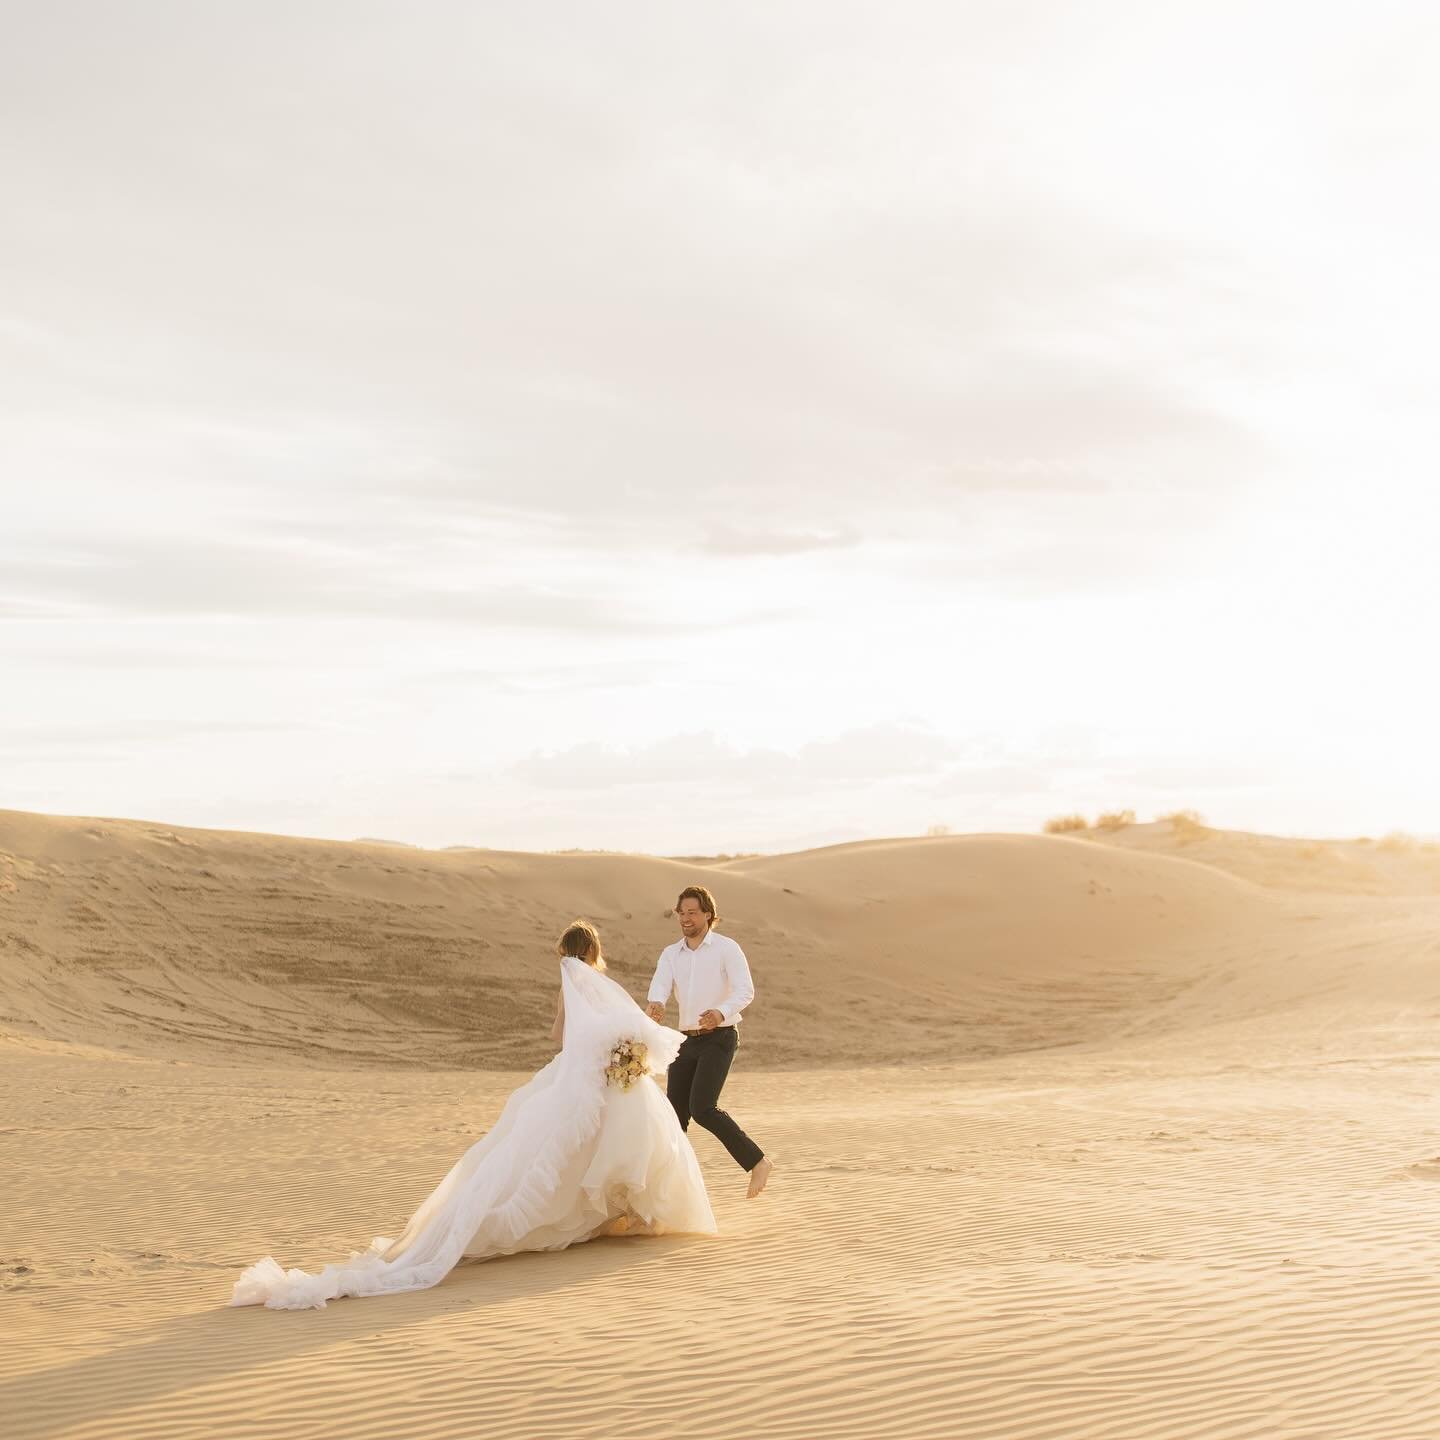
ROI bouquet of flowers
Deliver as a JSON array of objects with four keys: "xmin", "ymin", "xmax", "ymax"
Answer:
[{"xmin": 604, "ymin": 1038, "xmax": 650, "ymax": 1091}]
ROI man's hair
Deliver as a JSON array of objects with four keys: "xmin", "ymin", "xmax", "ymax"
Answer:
[{"xmin": 675, "ymin": 884, "xmax": 719, "ymax": 929}]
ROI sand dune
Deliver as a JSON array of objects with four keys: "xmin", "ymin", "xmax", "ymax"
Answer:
[
  {"xmin": 1089, "ymin": 816, "xmax": 1440, "ymax": 897},
  {"xmin": 5, "ymin": 807, "xmax": 1440, "ymax": 1439},
  {"xmin": 0, "ymin": 808, "xmax": 1390, "ymax": 1069}
]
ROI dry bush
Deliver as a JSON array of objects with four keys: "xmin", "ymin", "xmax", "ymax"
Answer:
[
  {"xmin": 1094, "ymin": 808, "xmax": 1136, "ymax": 831},
  {"xmin": 1160, "ymin": 809, "xmax": 1211, "ymax": 845},
  {"xmin": 1159, "ymin": 808, "xmax": 1205, "ymax": 826},
  {"xmin": 926, "ymin": 824, "xmax": 952, "ymax": 837},
  {"xmin": 1377, "ymin": 831, "xmax": 1416, "ymax": 854},
  {"xmin": 666, "ymin": 852, "xmax": 761, "ymax": 863},
  {"xmin": 1043, "ymin": 813, "xmax": 1090, "ymax": 835},
  {"xmin": 1298, "ymin": 842, "xmax": 1326, "ymax": 861}
]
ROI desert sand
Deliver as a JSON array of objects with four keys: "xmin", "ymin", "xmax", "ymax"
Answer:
[{"xmin": 4, "ymin": 808, "xmax": 1440, "ymax": 1438}]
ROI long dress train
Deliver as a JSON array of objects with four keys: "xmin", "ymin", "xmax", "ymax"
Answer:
[{"xmin": 229, "ymin": 957, "xmax": 716, "ymax": 1309}]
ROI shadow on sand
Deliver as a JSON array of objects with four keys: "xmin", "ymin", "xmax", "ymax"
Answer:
[{"xmin": 12, "ymin": 1231, "xmax": 725, "ymax": 1438}]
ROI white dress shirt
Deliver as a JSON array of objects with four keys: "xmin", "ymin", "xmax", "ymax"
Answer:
[{"xmin": 647, "ymin": 929, "xmax": 755, "ymax": 1030}]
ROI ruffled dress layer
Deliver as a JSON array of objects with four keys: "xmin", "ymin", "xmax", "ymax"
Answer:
[{"xmin": 230, "ymin": 958, "xmax": 716, "ymax": 1310}]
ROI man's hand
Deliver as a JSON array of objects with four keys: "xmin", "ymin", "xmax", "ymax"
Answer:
[
  {"xmin": 699, "ymin": 1009, "xmax": 724, "ymax": 1031},
  {"xmin": 645, "ymin": 1002, "xmax": 666, "ymax": 1022}
]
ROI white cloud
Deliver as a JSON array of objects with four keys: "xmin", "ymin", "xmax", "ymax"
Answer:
[{"xmin": 512, "ymin": 724, "xmax": 961, "ymax": 792}]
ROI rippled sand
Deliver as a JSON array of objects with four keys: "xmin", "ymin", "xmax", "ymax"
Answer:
[{"xmin": 5, "ymin": 810, "xmax": 1440, "ymax": 1438}]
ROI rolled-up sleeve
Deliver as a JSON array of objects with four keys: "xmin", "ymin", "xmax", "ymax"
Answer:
[
  {"xmin": 647, "ymin": 947, "xmax": 675, "ymax": 1005},
  {"xmin": 719, "ymin": 941, "xmax": 755, "ymax": 1025}
]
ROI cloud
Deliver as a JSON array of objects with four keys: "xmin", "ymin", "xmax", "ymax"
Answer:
[
  {"xmin": 0, "ymin": 639, "xmax": 306, "ymax": 670},
  {"xmin": 0, "ymin": 536, "xmax": 782, "ymax": 630},
  {"xmin": 1, "ymin": 2, "xmax": 1262, "ymax": 540},
  {"xmin": 705, "ymin": 527, "xmax": 862, "ymax": 557},
  {"xmin": 0, "ymin": 718, "xmax": 316, "ymax": 764},
  {"xmin": 1100, "ymin": 759, "xmax": 1275, "ymax": 793},
  {"xmin": 420, "ymin": 658, "xmax": 670, "ymax": 694},
  {"xmin": 0, "ymin": 0, "xmax": 1273, "ymax": 667},
  {"xmin": 929, "ymin": 762, "xmax": 1062, "ymax": 798},
  {"xmin": 512, "ymin": 724, "xmax": 963, "ymax": 792}
]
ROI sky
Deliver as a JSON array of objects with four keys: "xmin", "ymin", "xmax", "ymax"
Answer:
[{"xmin": 3, "ymin": 0, "xmax": 1437, "ymax": 854}]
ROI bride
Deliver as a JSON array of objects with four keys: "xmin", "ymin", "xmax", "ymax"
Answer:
[{"xmin": 230, "ymin": 921, "xmax": 717, "ymax": 1309}]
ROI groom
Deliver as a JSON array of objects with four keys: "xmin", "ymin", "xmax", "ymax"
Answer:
[{"xmin": 646, "ymin": 885, "xmax": 774, "ymax": 1199}]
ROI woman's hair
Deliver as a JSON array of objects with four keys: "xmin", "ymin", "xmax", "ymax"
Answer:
[
  {"xmin": 556, "ymin": 919, "xmax": 605, "ymax": 970},
  {"xmin": 675, "ymin": 884, "xmax": 719, "ymax": 928}
]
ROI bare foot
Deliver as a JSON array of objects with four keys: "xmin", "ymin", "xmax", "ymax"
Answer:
[{"xmin": 746, "ymin": 1157, "xmax": 774, "ymax": 1199}]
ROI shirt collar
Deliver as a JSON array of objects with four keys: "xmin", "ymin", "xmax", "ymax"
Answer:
[{"xmin": 678, "ymin": 929, "xmax": 715, "ymax": 952}]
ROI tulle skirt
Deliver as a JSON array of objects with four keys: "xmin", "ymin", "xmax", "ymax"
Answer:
[{"xmin": 230, "ymin": 1053, "xmax": 716, "ymax": 1311}]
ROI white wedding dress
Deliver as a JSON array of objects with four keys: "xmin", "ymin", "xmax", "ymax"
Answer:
[{"xmin": 230, "ymin": 957, "xmax": 717, "ymax": 1310}]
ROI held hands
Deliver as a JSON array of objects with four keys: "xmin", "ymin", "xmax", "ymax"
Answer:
[{"xmin": 643, "ymin": 1001, "xmax": 723, "ymax": 1029}]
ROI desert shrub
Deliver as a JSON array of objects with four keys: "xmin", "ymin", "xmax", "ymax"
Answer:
[
  {"xmin": 1377, "ymin": 831, "xmax": 1416, "ymax": 854},
  {"xmin": 1298, "ymin": 842, "xmax": 1325, "ymax": 860},
  {"xmin": 665, "ymin": 852, "xmax": 761, "ymax": 863},
  {"xmin": 1160, "ymin": 809, "xmax": 1210, "ymax": 844},
  {"xmin": 1159, "ymin": 808, "xmax": 1205, "ymax": 826},
  {"xmin": 1094, "ymin": 809, "xmax": 1136, "ymax": 831},
  {"xmin": 926, "ymin": 824, "xmax": 952, "ymax": 837},
  {"xmin": 1044, "ymin": 814, "xmax": 1089, "ymax": 835}
]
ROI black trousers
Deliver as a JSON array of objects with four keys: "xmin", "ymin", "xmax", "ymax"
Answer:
[{"xmin": 666, "ymin": 1027, "xmax": 765, "ymax": 1172}]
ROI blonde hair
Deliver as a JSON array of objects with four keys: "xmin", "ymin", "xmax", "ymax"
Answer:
[{"xmin": 556, "ymin": 919, "xmax": 605, "ymax": 970}]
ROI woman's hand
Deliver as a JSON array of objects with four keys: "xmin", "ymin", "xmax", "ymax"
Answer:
[{"xmin": 645, "ymin": 1002, "xmax": 665, "ymax": 1022}]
